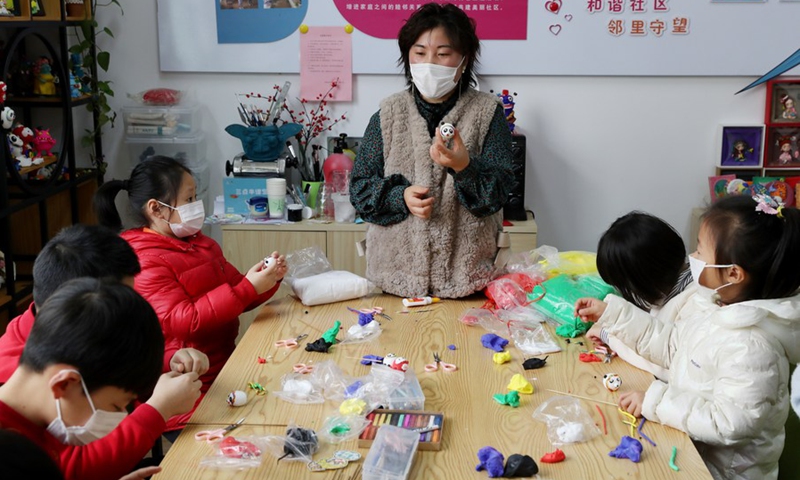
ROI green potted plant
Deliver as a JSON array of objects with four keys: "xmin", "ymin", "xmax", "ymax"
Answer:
[{"xmin": 69, "ymin": 0, "xmax": 122, "ymax": 175}]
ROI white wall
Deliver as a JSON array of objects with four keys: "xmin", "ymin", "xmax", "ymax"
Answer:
[{"xmin": 93, "ymin": 2, "xmax": 766, "ymax": 252}]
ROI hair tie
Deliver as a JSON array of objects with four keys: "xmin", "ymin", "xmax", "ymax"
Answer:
[
  {"xmin": 121, "ymin": 179, "xmax": 131, "ymax": 191},
  {"xmin": 753, "ymin": 193, "xmax": 785, "ymax": 218}
]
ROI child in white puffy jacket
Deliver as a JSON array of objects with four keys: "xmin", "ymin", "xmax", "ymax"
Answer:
[{"xmin": 576, "ymin": 195, "xmax": 800, "ymax": 480}]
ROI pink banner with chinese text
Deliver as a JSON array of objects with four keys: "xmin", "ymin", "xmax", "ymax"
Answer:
[{"xmin": 333, "ymin": 1, "xmax": 528, "ymax": 40}]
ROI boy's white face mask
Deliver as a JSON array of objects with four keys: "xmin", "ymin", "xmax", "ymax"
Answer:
[{"xmin": 46, "ymin": 369, "xmax": 127, "ymax": 446}]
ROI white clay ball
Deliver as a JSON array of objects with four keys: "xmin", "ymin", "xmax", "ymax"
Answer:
[
  {"xmin": 227, "ymin": 390, "xmax": 249, "ymax": 407},
  {"xmin": 603, "ymin": 373, "xmax": 622, "ymax": 392},
  {"xmin": 439, "ymin": 123, "xmax": 455, "ymax": 140},
  {"xmin": 263, "ymin": 256, "xmax": 276, "ymax": 268}
]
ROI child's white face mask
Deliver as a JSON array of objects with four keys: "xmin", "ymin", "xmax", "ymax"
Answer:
[
  {"xmin": 688, "ymin": 255, "xmax": 733, "ymax": 304},
  {"xmin": 46, "ymin": 369, "xmax": 127, "ymax": 446},
  {"xmin": 158, "ymin": 200, "xmax": 204, "ymax": 238}
]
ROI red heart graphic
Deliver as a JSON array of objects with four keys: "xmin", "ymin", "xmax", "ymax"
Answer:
[
  {"xmin": 545, "ymin": 0, "xmax": 562, "ymax": 14},
  {"xmin": 549, "ymin": 24, "xmax": 562, "ymax": 36}
]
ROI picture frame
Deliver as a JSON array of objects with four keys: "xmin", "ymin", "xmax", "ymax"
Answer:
[
  {"xmin": 766, "ymin": 79, "xmax": 800, "ymax": 123},
  {"xmin": 718, "ymin": 125, "xmax": 764, "ymax": 168},
  {"xmin": 765, "ymin": 126, "xmax": 800, "ymax": 168},
  {"xmin": 220, "ymin": 0, "xmax": 258, "ymax": 9}
]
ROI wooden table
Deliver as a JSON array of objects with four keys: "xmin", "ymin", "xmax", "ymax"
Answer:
[{"xmin": 154, "ymin": 293, "xmax": 712, "ymax": 479}]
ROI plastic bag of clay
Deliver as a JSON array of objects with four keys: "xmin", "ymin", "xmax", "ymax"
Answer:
[
  {"xmin": 310, "ymin": 360, "xmax": 356, "ymax": 401},
  {"xmin": 272, "ymin": 372, "xmax": 324, "ymax": 404},
  {"xmin": 510, "ymin": 322, "xmax": 562, "ymax": 357},
  {"xmin": 484, "ymin": 277, "xmax": 530, "ymax": 310},
  {"xmin": 262, "ymin": 425, "xmax": 320, "ymax": 463},
  {"xmin": 318, "ymin": 414, "xmax": 372, "ymax": 444},
  {"xmin": 350, "ymin": 364, "xmax": 405, "ymax": 410},
  {"xmin": 339, "ymin": 320, "xmax": 382, "ymax": 345},
  {"xmin": 460, "ymin": 307, "xmax": 496, "ymax": 327},
  {"xmin": 506, "ymin": 245, "xmax": 559, "ymax": 278},
  {"xmin": 532, "ymin": 396, "xmax": 601, "ymax": 446},
  {"xmin": 496, "ymin": 305, "xmax": 547, "ymax": 328},
  {"xmin": 199, "ymin": 435, "xmax": 267, "ymax": 470}
]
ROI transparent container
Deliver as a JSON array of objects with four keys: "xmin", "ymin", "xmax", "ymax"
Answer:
[
  {"xmin": 386, "ymin": 370, "xmax": 425, "ymax": 411},
  {"xmin": 363, "ymin": 425, "xmax": 419, "ymax": 480},
  {"xmin": 122, "ymin": 103, "xmax": 201, "ymax": 137},
  {"xmin": 125, "ymin": 134, "xmax": 207, "ymax": 171},
  {"xmin": 317, "ymin": 182, "xmax": 334, "ymax": 221}
]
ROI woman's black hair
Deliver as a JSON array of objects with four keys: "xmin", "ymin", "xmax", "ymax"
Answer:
[
  {"xmin": 21, "ymin": 277, "xmax": 164, "ymax": 396},
  {"xmin": 398, "ymin": 2, "xmax": 480, "ymax": 94},
  {"xmin": 93, "ymin": 155, "xmax": 192, "ymax": 231},
  {"xmin": 597, "ymin": 212, "xmax": 687, "ymax": 310},
  {"xmin": 702, "ymin": 195, "xmax": 800, "ymax": 302}
]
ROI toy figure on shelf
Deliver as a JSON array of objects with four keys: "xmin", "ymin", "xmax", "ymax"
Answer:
[
  {"xmin": 776, "ymin": 136, "xmax": 798, "ymax": 165},
  {"xmin": 781, "ymin": 94, "xmax": 798, "ymax": 120},
  {"xmin": 0, "ymin": 81, "xmax": 7, "ymax": 105},
  {"xmin": 8, "ymin": 133, "xmax": 31, "ymax": 168},
  {"xmin": 32, "ymin": 57, "xmax": 57, "ymax": 97},
  {"xmin": 34, "ymin": 128, "xmax": 56, "ymax": 157},
  {"xmin": 492, "ymin": 89, "xmax": 517, "ymax": 133},
  {"xmin": 69, "ymin": 72, "xmax": 81, "ymax": 98},
  {"xmin": 730, "ymin": 139, "xmax": 754, "ymax": 162},
  {"xmin": 70, "ymin": 53, "xmax": 91, "ymax": 94},
  {"xmin": 1, "ymin": 106, "xmax": 15, "ymax": 130},
  {"xmin": 13, "ymin": 124, "xmax": 35, "ymax": 157}
]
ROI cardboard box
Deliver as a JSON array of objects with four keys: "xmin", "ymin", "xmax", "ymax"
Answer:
[{"xmin": 223, "ymin": 177, "xmax": 268, "ymax": 215}]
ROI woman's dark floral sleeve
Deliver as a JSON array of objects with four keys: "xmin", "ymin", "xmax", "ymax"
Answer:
[
  {"xmin": 349, "ymin": 111, "xmax": 411, "ymax": 226},
  {"xmin": 451, "ymin": 104, "xmax": 514, "ymax": 218}
]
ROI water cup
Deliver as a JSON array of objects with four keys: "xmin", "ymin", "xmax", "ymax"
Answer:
[
  {"xmin": 266, "ymin": 178, "xmax": 287, "ymax": 219},
  {"xmin": 332, "ymin": 192, "xmax": 356, "ymax": 223}
]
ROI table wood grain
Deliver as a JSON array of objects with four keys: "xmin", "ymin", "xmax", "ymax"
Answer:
[{"xmin": 154, "ymin": 293, "xmax": 711, "ymax": 480}]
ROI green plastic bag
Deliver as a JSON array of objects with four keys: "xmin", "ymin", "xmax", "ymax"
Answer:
[{"xmin": 528, "ymin": 274, "xmax": 616, "ymax": 337}]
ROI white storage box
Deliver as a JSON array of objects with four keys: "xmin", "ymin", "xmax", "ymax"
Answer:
[
  {"xmin": 122, "ymin": 104, "xmax": 201, "ymax": 137},
  {"xmin": 126, "ymin": 134, "xmax": 207, "ymax": 168}
]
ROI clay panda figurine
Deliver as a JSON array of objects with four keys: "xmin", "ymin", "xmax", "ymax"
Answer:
[
  {"xmin": 602, "ymin": 373, "xmax": 622, "ymax": 392},
  {"xmin": 439, "ymin": 122, "xmax": 455, "ymax": 140}
]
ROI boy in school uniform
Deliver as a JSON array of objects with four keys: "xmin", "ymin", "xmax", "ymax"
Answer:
[
  {"xmin": 0, "ymin": 224, "xmax": 209, "ymax": 383},
  {"xmin": 0, "ymin": 278, "xmax": 201, "ymax": 480}
]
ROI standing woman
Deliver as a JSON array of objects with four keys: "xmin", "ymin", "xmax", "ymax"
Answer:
[{"xmin": 350, "ymin": 2, "xmax": 514, "ymax": 298}]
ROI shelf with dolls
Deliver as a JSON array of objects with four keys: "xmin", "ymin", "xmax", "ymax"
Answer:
[
  {"xmin": 712, "ymin": 79, "xmax": 800, "ymax": 209},
  {"xmin": 0, "ymin": 0, "xmax": 103, "ymax": 328}
]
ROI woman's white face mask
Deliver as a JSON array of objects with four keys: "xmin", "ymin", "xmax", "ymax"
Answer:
[
  {"xmin": 410, "ymin": 56, "xmax": 465, "ymax": 100},
  {"xmin": 46, "ymin": 370, "xmax": 127, "ymax": 446}
]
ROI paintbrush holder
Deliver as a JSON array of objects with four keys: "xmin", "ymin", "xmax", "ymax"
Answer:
[{"xmin": 224, "ymin": 123, "xmax": 302, "ymax": 161}]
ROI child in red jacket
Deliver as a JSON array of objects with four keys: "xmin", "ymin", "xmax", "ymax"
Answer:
[
  {"xmin": 0, "ymin": 224, "xmax": 209, "ymax": 384},
  {"xmin": 0, "ymin": 278, "xmax": 202, "ymax": 480},
  {"xmin": 94, "ymin": 156, "xmax": 287, "ymax": 432}
]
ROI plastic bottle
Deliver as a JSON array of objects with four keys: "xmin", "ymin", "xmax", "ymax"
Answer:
[
  {"xmin": 317, "ymin": 182, "xmax": 335, "ymax": 221},
  {"xmin": 323, "ymin": 133, "xmax": 354, "ymax": 192},
  {"xmin": 402, "ymin": 296, "xmax": 441, "ymax": 308}
]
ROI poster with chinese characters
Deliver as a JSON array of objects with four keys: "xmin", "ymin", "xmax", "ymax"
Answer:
[
  {"xmin": 332, "ymin": 1, "xmax": 528, "ymax": 40},
  {"xmin": 158, "ymin": 0, "xmax": 799, "ymax": 76}
]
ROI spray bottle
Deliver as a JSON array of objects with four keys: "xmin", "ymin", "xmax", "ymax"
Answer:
[{"xmin": 323, "ymin": 133, "xmax": 354, "ymax": 193}]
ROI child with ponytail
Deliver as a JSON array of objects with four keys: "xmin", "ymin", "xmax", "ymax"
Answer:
[
  {"xmin": 576, "ymin": 195, "xmax": 800, "ymax": 480},
  {"xmin": 94, "ymin": 156, "xmax": 287, "ymax": 434}
]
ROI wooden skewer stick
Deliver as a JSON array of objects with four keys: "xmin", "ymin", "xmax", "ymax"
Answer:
[{"xmin": 544, "ymin": 389, "xmax": 618, "ymax": 407}]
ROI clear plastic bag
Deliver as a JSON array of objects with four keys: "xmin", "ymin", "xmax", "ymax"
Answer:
[
  {"xmin": 459, "ymin": 307, "xmax": 495, "ymax": 327},
  {"xmin": 510, "ymin": 322, "xmax": 562, "ymax": 356},
  {"xmin": 532, "ymin": 396, "xmax": 601, "ymax": 446},
  {"xmin": 496, "ymin": 305, "xmax": 547, "ymax": 327},
  {"xmin": 285, "ymin": 245, "xmax": 332, "ymax": 279},
  {"xmin": 262, "ymin": 426, "xmax": 319, "ymax": 463},
  {"xmin": 318, "ymin": 414, "xmax": 371, "ymax": 444},
  {"xmin": 339, "ymin": 320, "xmax": 382, "ymax": 344},
  {"xmin": 199, "ymin": 436, "xmax": 266, "ymax": 470},
  {"xmin": 349, "ymin": 364, "xmax": 406, "ymax": 410},
  {"xmin": 272, "ymin": 372, "xmax": 324, "ymax": 404}
]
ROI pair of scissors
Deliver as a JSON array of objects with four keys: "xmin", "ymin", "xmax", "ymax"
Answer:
[
  {"xmin": 274, "ymin": 333, "xmax": 308, "ymax": 349},
  {"xmin": 424, "ymin": 352, "xmax": 457, "ymax": 372},
  {"xmin": 194, "ymin": 417, "xmax": 246, "ymax": 444},
  {"xmin": 293, "ymin": 363, "xmax": 314, "ymax": 374}
]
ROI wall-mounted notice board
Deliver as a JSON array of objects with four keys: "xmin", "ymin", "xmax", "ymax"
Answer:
[{"xmin": 157, "ymin": 0, "xmax": 799, "ymax": 76}]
